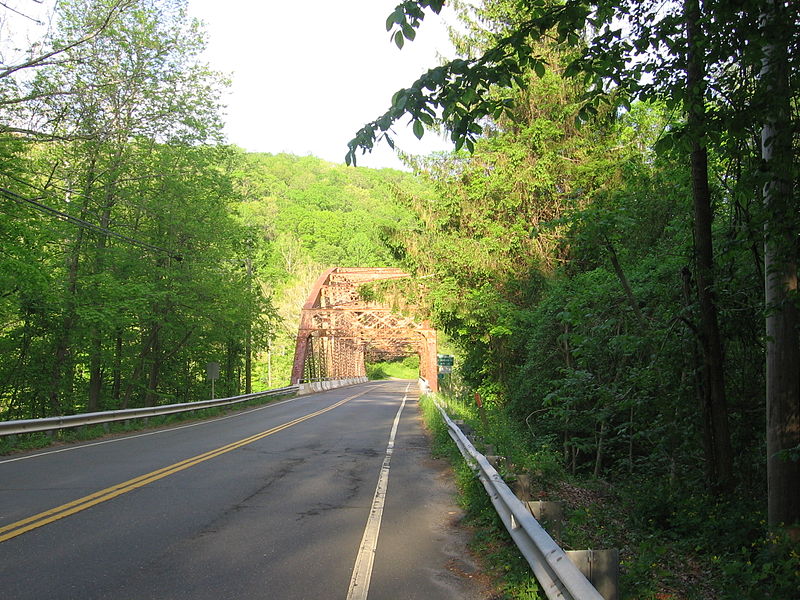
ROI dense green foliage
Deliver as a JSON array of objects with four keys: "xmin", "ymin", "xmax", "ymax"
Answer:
[
  {"xmin": 0, "ymin": 1, "xmax": 420, "ymax": 420},
  {"xmin": 428, "ymin": 382, "xmax": 800, "ymax": 599},
  {"xmin": 360, "ymin": 0, "xmax": 799, "ymax": 527},
  {"xmin": 359, "ymin": 0, "xmax": 799, "ymax": 596},
  {"xmin": 0, "ymin": 0, "xmax": 261, "ymax": 417},
  {"xmin": 1, "ymin": 0, "xmax": 797, "ymax": 594}
]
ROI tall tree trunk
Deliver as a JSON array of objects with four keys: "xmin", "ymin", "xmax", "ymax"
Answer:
[
  {"xmin": 3, "ymin": 310, "xmax": 33, "ymax": 418},
  {"xmin": 144, "ymin": 323, "xmax": 162, "ymax": 407},
  {"xmin": 594, "ymin": 420, "xmax": 606, "ymax": 478},
  {"xmin": 245, "ymin": 258, "xmax": 253, "ymax": 394},
  {"xmin": 48, "ymin": 160, "xmax": 96, "ymax": 414},
  {"xmin": 87, "ymin": 176, "xmax": 118, "ymax": 411},
  {"xmin": 87, "ymin": 335, "xmax": 103, "ymax": 412},
  {"xmin": 225, "ymin": 339, "xmax": 238, "ymax": 397},
  {"xmin": 685, "ymin": 0, "xmax": 733, "ymax": 492},
  {"xmin": 761, "ymin": 0, "xmax": 800, "ymax": 530},
  {"xmin": 112, "ymin": 328, "xmax": 123, "ymax": 406},
  {"xmin": 123, "ymin": 325, "xmax": 160, "ymax": 408},
  {"xmin": 604, "ymin": 239, "xmax": 646, "ymax": 327}
]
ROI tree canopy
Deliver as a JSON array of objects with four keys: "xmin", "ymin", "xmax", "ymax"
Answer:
[{"xmin": 347, "ymin": 1, "xmax": 798, "ymax": 593}]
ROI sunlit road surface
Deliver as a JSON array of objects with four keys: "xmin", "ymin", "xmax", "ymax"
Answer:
[{"xmin": 0, "ymin": 381, "xmax": 488, "ymax": 599}]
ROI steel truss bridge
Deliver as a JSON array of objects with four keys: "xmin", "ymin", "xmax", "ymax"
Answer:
[{"xmin": 290, "ymin": 267, "xmax": 438, "ymax": 391}]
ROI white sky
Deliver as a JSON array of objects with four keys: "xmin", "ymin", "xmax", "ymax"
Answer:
[{"xmin": 187, "ymin": 0, "xmax": 458, "ymax": 170}]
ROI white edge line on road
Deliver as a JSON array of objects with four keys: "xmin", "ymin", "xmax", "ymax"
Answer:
[
  {"xmin": 0, "ymin": 383, "xmax": 385, "ymax": 466},
  {"xmin": 346, "ymin": 382, "xmax": 410, "ymax": 600}
]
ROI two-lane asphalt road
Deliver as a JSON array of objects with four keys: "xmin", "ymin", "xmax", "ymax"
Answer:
[{"xmin": 0, "ymin": 381, "xmax": 489, "ymax": 599}]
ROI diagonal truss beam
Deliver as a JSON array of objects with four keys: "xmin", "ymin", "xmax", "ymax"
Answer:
[{"xmin": 290, "ymin": 267, "xmax": 438, "ymax": 391}]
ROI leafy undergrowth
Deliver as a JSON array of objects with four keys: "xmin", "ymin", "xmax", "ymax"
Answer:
[
  {"xmin": 0, "ymin": 392, "xmax": 295, "ymax": 456},
  {"xmin": 419, "ymin": 392, "xmax": 800, "ymax": 600},
  {"xmin": 555, "ymin": 479, "xmax": 722, "ymax": 600},
  {"xmin": 556, "ymin": 478, "xmax": 800, "ymax": 600}
]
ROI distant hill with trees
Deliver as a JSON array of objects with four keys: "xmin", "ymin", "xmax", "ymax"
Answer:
[{"xmin": 232, "ymin": 152, "xmax": 427, "ymax": 387}]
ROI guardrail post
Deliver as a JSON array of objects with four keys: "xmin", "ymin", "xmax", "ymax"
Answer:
[
  {"xmin": 565, "ymin": 549, "xmax": 619, "ymax": 600},
  {"xmin": 485, "ymin": 455, "xmax": 504, "ymax": 469},
  {"xmin": 512, "ymin": 472, "xmax": 532, "ymax": 502},
  {"xmin": 453, "ymin": 419, "xmax": 474, "ymax": 437},
  {"xmin": 527, "ymin": 501, "xmax": 564, "ymax": 543}
]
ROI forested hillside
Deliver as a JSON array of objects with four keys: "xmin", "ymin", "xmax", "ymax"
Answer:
[{"xmin": 232, "ymin": 152, "xmax": 425, "ymax": 387}]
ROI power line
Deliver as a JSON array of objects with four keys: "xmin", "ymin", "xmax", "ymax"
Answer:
[
  {"xmin": 0, "ymin": 187, "xmax": 182, "ymax": 261},
  {"xmin": 0, "ymin": 1, "xmax": 44, "ymax": 24}
]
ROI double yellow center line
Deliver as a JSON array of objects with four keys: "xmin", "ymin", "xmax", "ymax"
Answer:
[{"xmin": 0, "ymin": 390, "xmax": 367, "ymax": 543}]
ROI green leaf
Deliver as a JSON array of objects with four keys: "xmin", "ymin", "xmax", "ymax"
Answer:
[
  {"xmin": 394, "ymin": 31, "xmax": 405, "ymax": 49},
  {"xmin": 450, "ymin": 59, "xmax": 468, "ymax": 74},
  {"xmin": 534, "ymin": 60, "xmax": 546, "ymax": 78},
  {"xmin": 392, "ymin": 89, "xmax": 408, "ymax": 110},
  {"xmin": 461, "ymin": 88, "xmax": 477, "ymax": 105},
  {"xmin": 386, "ymin": 7, "xmax": 405, "ymax": 31},
  {"xmin": 412, "ymin": 119, "xmax": 425, "ymax": 139}
]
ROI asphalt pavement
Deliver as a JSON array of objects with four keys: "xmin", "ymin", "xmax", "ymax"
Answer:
[{"xmin": 0, "ymin": 380, "xmax": 492, "ymax": 599}]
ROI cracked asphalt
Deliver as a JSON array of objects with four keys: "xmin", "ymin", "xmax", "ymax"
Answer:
[{"xmin": 0, "ymin": 381, "xmax": 493, "ymax": 599}]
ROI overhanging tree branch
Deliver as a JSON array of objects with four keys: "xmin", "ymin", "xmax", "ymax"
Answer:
[{"xmin": 0, "ymin": 0, "xmax": 132, "ymax": 80}]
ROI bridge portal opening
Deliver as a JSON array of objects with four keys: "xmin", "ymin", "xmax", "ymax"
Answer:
[
  {"xmin": 365, "ymin": 352, "xmax": 420, "ymax": 381},
  {"xmin": 290, "ymin": 268, "xmax": 438, "ymax": 391}
]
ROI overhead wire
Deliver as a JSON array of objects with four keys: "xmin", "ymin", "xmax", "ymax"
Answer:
[
  {"xmin": 0, "ymin": 186, "xmax": 182, "ymax": 260},
  {"xmin": 2, "ymin": 169, "xmax": 167, "ymax": 219}
]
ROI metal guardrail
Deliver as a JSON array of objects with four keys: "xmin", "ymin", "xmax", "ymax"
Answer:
[
  {"xmin": 433, "ymin": 397, "xmax": 605, "ymax": 600},
  {"xmin": 0, "ymin": 386, "xmax": 300, "ymax": 438}
]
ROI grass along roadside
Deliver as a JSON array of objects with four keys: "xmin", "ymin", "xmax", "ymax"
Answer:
[{"xmin": 419, "ymin": 392, "xmax": 544, "ymax": 600}]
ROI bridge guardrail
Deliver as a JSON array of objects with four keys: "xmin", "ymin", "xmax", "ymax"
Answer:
[
  {"xmin": 296, "ymin": 376, "xmax": 368, "ymax": 395},
  {"xmin": 0, "ymin": 386, "xmax": 300, "ymax": 438},
  {"xmin": 432, "ymin": 396, "xmax": 605, "ymax": 600}
]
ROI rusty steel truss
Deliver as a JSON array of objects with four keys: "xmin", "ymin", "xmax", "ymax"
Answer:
[{"xmin": 290, "ymin": 267, "xmax": 438, "ymax": 391}]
